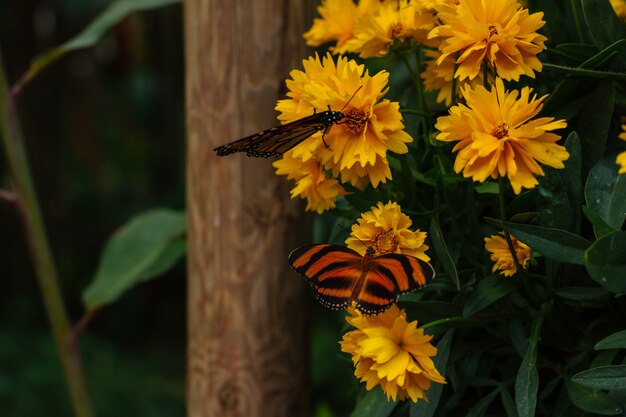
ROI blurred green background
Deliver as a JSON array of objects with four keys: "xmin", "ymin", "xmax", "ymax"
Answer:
[
  {"xmin": 0, "ymin": 1, "xmax": 357, "ymax": 416},
  {"xmin": 0, "ymin": 1, "xmax": 186, "ymax": 415}
]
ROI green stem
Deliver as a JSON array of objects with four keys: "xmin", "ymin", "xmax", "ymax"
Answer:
[
  {"xmin": 398, "ymin": 48, "xmax": 432, "ymax": 147},
  {"xmin": 0, "ymin": 49, "xmax": 94, "ymax": 417},
  {"xmin": 498, "ymin": 177, "xmax": 529, "ymax": 282},
  {"xmin": 419, "ymin": 316, "xmax": 505, "ymax": 340}
]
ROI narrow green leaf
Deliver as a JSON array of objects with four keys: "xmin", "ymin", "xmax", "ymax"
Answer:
[
  {"xmin": 555, "ymin": 43, "xmax": 598, "ymax": 62},
  {"xmin": 579, "ymin": 39, "xmax": 626, "ymax": 69},
  {"xmin": 595, "ymin": 330, "xmax": 626, "ymax": 350},
  {"xmin": 582, "ymin": 205, "xmax": 616, "ymax": 239},
  {"xmin": 585, "ymin": 156, "xmax": 626, "ymax": 230},
  {"xmin": 501, "ymin": 388, "xmax": 520, "ymax": 417},
  {"xmin": 430, "ymin": 216, "xmax": 460, "ymax": 291},
  {"xmin": 350, "ymin": 388, "xmax": 396, "ymax": 417},
  {"xmin": 543, "ymin": 64, "xmax": 626, "ymax": 79},
  {"xmin": 463, "ymin": 275, "xmax": 520, "ymax": 317},
  {"xmin": 82, "ymin": 209, "xmax": 186, "ymax": 310},
  {"xmin": 515, "ymin": 315, "xmax": 542, "ymax": 417},
  {"xmin": 555, "ymin": 286, "xmax": 609, "ymax": 301},
  {"xmin": 410, "ymin": 330, "xmax": 454, "ymax": 417},
  {"xmin": 515, "ymin": 346, "xmax": 539, "ymax": 417},
  {"xmin": 485, "ymin": 218, "xmax": 592, "ymax": 265},
  {"xmin": 572, "ymin": 365, "xmax": 626, "ymax": 390},
  {"xmin": 575, "ymin": 80, "xmax": 616, "ymax": 173},
  {"xmin": 561, "ymin": 132, "xmax": 583, "ymax": 227},
  {"xmin": 582, "ymin": 0, "xmax": 626, "ymax": 66},
  {"xmin": 567, "ymin": 381, "xmax": 622, "ymax": 415},
  {"xmin": 585, "ymin": 231, "xmax": 626, "ymax": 293}
]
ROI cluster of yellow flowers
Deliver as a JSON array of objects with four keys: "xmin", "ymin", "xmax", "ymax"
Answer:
[
  {"xmin": 272, "ymin": 0, "xmax": 607, "ymax": 405},
  {"xmin": 273, "ymin": 53, "xmax": 412, "ymax": 213}
]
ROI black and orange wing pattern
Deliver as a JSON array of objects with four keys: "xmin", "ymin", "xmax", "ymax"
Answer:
[
  {"xmin": 288, "ymin": 244, "xmax": 435, "ymax": 315},
  {"xmin": 213, "ymin": 110, "xmax": 345, "ymax": 158}
]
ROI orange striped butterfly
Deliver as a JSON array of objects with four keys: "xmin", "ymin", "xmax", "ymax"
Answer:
[
  {"xmin": 289, "ymin": 244, "xmax": 434, "ymax": 315},
  {"xmin": 214, "ymin": 87, "xmax": 363, "ymax": 158}
]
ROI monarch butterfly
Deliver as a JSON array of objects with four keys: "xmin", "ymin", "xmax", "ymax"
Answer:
[
  {"xmin": 213, "ymin": 109, "xmax": 347, "ymax": 158},
  {"xmin": 288, "ymin": 243, "xmax": 434, "ymax": 315},
  {"xmin": 214, "ymin": 87, "xmax": 364, "ymax": 158}
]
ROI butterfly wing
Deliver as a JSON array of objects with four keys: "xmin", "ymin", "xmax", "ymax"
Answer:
[
  {"xmin": 355, "ymin": 254, "xmax": 435, "ymax": 315},
  {"xmin": 288, "ymin": 244, "xmax": 364, "ymax": 311},
  {"xmin": 214, "ymin": 112, "xmax": 328, "ymax": 158}
]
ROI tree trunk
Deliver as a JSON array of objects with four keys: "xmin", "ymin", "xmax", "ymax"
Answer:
[{"xmin": 184, "ymin": 1, "xmax": 311, "ymax": 416}]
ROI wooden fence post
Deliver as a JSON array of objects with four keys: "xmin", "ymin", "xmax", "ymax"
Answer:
[{"xmin": 184, "ymin": 1, "xmax": 311, "ymax": 416}]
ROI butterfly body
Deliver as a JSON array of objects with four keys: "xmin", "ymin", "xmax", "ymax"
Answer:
[
  {"xmin": 214, "ymin": 110, "xmax": 346, "ymax": 158},
  {"xmin": 288, "ymin": 244, "xmax": 434, "ymax": 315}
]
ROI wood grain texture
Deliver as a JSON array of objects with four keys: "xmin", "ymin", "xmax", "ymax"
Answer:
[{"xmin": 184, "ymin": 1, "xmax": 312, "ymax": 416}]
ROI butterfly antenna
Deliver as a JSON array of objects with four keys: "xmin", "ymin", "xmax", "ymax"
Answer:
[{"xmin": 340, "ymin": 85, "xmax": 363, "ymax": 113}]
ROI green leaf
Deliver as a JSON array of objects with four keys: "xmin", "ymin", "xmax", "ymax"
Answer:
[
  {"xmin": 585, "ymin": 231, "xmax": 626, "ymax": 293},
  {"xmin": 430, "ymin": 216, "xmax": 460, "ymax": 291},
  {"xmin": 515, "ymin": 314, "xmax": 543, "ymax": 417},
  {"xmin": 543, "ymin": 64, "xmax": 626, "ymax": 79},
  {"xmin": 572, "ymin": 366, "xmax": 626, "ymax": 390},
  {"xmin": 463, "ymin": 275, "xmax": 520, "ymax": 317},
  {"xmin": 465, "ymin": 389, "xmax": 500, "ymax": 417},
  {"xmin": 595, "ymin": 330, "xmax": 626, "ymax": 350},
  {"xmin": 555, "ymin": 43, "xmax": 599, "ymax": 62},
  {"xmin": 501, "ymin": 388, "xmax": 520, "ymax": 417},
  {"xmin": 475, "ymin": 182, "xmax": 499, "ymax": 194},
  {"xmin": 555, "ymin": 286, "xmax": 609, "ymax": 301},
  {"xmin": 350, "ymin": 388, "xmax": 397, "ymax": 417},
  {"xmin": 567, "ymin": 381, "xmax": 623, "ymax": 415},
  {"xmin": 537, "ymin": 167, "xmax": 574, "ymax": 230},
  {"xmin": 83, "ymin": 209, "xmax": 186, "ymax": 310},
  {"xmin": 561, "ymin": 132, "xmax": 583, "ymax": 225},
  {"xmin": 582, "ymin": 0, "xmax": 626, "ymax": 65},
  {"xmin": 575, "ymin": 80, "xmax": 616, "ymax": 173},
  {"xmin": 27, "ymin": 0, "xmax": 181, "ymax": 83},
  {"xmin": 582, "ymin": 205, "xmax": 616, "ymax": 239},
  {"xmin": 486, "ymin": 218, "xmax": 592, "ymax": 265},
  {"xmin": 410, "ymin": 330, "xmax": 454, "ymax": 417},
  {"xmin": 585, "ymin": 156, "xmax": 626, "ymax": 230}
]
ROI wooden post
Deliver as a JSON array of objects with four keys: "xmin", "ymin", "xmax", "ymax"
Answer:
[{"xmin": 184, "ymin": 1, "xmax": 311, "ymax": 416}]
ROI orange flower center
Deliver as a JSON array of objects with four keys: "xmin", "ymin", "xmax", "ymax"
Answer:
[
  {"xmin": 345, "ymin": 109, "xmax": 367, "ymax": 134},
  {"xmin": 389, "ymin": 23, "xmax": 403, "ymax": 39},
  {"xmin": 492, "ymin": 122, "xmax": 509, "ymax": 139},
  {"xmin": 373, "ymin": 230, "xmax": 398, "ymax": 255},
  {"xmin": 488, "ymin": 25, "xmax": 498, "ymax": 38}
]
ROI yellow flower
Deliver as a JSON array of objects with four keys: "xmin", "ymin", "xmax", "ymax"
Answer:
[
  {"xmin": 435, "ymin": 78, "xmax": 569, "ymax": 194},
  {"xmin": 303, "ymin": 0, "xmax": 379, "ymax": 52},
  {"xmin": 611, "ymin": 0, "xmax": 626, "ymax": 20},
  {"xmin": 617, "ymin": 124, "xmax": 626, "ymax": 174},
  {"xmin": 340, "ymin": 305, "xmax": 447, "ymax": 402},
  {"xmin": 421, "ymin": 0, "xmax": 459, "ymax": 10},
  {"xmin": 273, "ymin": 151, "xmax": 346, "ymax": 214},
  {"xmin": 421, "ymin": 47, "xmax": 489, "ymax": 106},
  {"xmin": 428, "ymin": 0, "xmax": 547, "ymax": 81},
  {"xmin": 346, "ymin": 201, "xmax": 430, "ymax": 261},
  {"xmin": 344, "ymin": 0, "xmax": 438, "ymax": 58},
  {"xmin": 484, "ymin": 232, "xmax": 531, "ymax": 277},
  {"xmin": 274, "ymin": 53, "xmax": 412, "ymax": 193}
]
